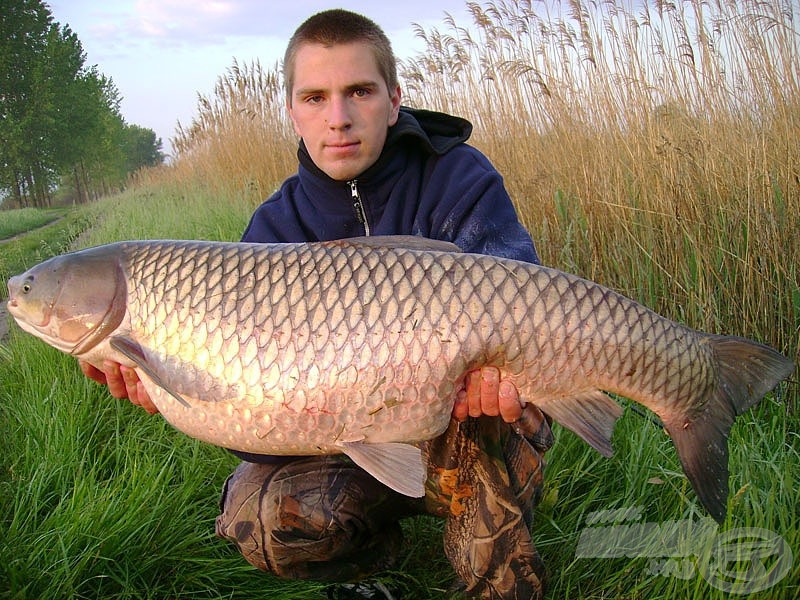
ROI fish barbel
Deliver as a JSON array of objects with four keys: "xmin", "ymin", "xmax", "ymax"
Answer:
[{"xmin": 6, "ymin": 236, "xmax": 793, "ymax": 522}]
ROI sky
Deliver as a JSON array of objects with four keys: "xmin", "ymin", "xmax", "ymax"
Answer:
[{"xmin": 45, "ymin": 1, "xmax": 474, "ymax": 157}]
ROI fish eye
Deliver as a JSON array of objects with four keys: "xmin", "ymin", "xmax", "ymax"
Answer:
[{"xmin": 22, "ymin": 278, "xmax": 33, "ymax": 293}]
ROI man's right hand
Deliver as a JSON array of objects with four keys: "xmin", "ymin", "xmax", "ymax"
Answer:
[{"xmin": 79, "ymin": 360, "xmax": 160, "ymax": 414}]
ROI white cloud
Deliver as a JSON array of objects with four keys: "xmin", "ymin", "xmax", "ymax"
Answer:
[
  {"xmin": 130, "ymin": 0, "xmax": 242, "ymax": 41},
  {"xmin": 92, "ymin": 1, "xmax": 471, "ymax": 46}
]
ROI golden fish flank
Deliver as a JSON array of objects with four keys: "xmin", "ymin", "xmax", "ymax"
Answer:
[{"xmin": 5, "ymin": 235, "xmax": 794, "ymax": 520}]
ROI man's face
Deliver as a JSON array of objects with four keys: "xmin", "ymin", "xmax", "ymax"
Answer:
[{"xmin": 287, "ymin": 41, "xmax": 401, "ymax": 181}]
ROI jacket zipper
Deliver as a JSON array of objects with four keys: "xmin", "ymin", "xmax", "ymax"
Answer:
[{"xmin": 349, "ymin": 179, "xmax": 370, "ymax": 236}]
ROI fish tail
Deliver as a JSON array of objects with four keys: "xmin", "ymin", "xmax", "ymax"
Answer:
[{"xmin": 665, "ymin": 335, "xmax": 793, "ymax": 523}]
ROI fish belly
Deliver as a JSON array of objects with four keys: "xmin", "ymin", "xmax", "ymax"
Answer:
[{"xmin": 121, "ymin": 241, "xmax": 499, "ymax": 454}]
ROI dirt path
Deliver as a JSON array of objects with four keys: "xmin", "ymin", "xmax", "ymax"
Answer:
[
  {"xmin": 0, "ymin": 215, "xmax": 65, "ymax": 245},
  {"xmin": 0, "ymin": 302, "xmax": 9, "ymax": 344}
]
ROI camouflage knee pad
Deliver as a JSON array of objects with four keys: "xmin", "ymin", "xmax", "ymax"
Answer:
[{"xmin": 215, "ymin": 456, "xmax": 421, "ymax": 582}]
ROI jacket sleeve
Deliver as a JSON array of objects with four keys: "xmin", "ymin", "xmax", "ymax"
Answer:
[
  {"xmin": 423, "ymin": 145, "xmax": 540, "ymax": 265},
  {"xmin": 240, "ymin": 177, "xmax": 309, "ymax": 243}
]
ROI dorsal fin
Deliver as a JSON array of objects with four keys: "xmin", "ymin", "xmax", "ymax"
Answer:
[{"xmin": 326, "ymin": 235, "xmax": 461, "ymax": 253}]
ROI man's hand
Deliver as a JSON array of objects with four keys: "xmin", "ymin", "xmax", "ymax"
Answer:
[
  {"xmin": 79, "ymin": 360, "xmax": 159, "ymax": 414},
  {"xmin": 80, "ymin": 361, "xmax": 536, "ymax": 424},
  {"xmin": 453, "ymin": 366, "xmax": 524, "ymax": 423}
]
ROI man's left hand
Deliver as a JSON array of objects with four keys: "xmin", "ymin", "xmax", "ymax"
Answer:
[{"xmin": 452, "ymin": 366, "xmax": 524, "ymax": 423}]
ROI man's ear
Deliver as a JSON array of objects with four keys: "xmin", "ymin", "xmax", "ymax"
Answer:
[
  {"xmin": 286, "ymin": 100, "xmax": 302, "ymax": 137},
  {"xmin": 388, "ymin": 85, "xmax": 401, "ymax": 126}
]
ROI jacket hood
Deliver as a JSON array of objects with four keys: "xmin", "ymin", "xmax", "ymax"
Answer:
[{"xmin": 389, "ymin": 106, "xmax": 473, "ymax": 154}]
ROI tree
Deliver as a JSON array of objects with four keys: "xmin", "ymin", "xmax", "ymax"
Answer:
[
  {"xmin": 123, "ymin": 124, "xmax": 165, "ymax": 172},
  {"xmin": 0, "ymin": 0, "xmax": 52, "ymax": 205},
  {"xmin": 0, "ymin": 0, "xmax": 165, "ymax": 207}
]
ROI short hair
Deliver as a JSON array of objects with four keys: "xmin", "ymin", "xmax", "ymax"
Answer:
[{"xmin": 283, "ymin": 9, "xmax": 398, "ymax": 101}]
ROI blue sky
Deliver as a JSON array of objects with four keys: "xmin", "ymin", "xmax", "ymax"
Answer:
[{"xmin": 45, "ymin": 1, "xmax": 473, "ymax": 155}]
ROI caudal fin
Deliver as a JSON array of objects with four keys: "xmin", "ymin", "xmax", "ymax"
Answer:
[{"xmin": 665, "ymin": 335, "xmax": 793, "ymax": 523}]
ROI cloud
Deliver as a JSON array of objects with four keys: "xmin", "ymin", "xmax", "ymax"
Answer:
[
  {"xmin": 102, "ymin": 1, "xmax": 471, "ymax": 48},
  {"xmin": 130, "ymin": 0, "xmax": 238, "ymax": 41},
  {"xmin": 123, "ymin": 0, "xmax": 310, "ymax": 45}
]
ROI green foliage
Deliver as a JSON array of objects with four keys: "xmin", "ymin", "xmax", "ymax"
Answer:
[
  {"xmin": 0, "ymin": 1, "xmax": 165, "ymax": 208},
  {"xmin": 122, "ymin": 125, "xmax": 166, "ymax": 173}
]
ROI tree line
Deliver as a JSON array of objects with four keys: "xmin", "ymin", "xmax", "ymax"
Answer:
[{"xmin": 1, "ymin": 0, "xmax": 165, "ymax": 208}]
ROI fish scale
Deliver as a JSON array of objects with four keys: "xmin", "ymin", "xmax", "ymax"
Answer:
[
  {"xmin": 6, "ymin": 235, "xmax": 794, "ymax": 521},
  {"xmin": 124, "ymin": 241, "xmax": 460, "ymax": 450}
]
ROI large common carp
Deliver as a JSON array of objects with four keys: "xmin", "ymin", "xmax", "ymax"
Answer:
[{"xmin": 6, "ymin": 236, "xmax": 793, "ymax": 522}]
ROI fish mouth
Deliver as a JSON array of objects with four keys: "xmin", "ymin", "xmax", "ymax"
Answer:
[
  {"xmin": 6, "ymin": 310, "xmax": 76, "ymax": 352},
  {"xmin": 6, "ymin": 277, "xmax": 21, "ymax": 312},
  {"xmin": 5, "ymin": 295, "xmax": 73, "ymax": 352},
  {"xmin": 6, "ymin": 289, "xmax": 52, "ymax": 332}
]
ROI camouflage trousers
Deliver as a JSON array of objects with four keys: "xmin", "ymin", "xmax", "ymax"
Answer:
[{"xmin": 215, "ymin": 409, "xmax": 553, "ymax": 599}]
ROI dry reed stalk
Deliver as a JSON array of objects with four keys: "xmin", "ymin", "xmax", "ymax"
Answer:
[{"xmin": 162, "ymin": 58, "xmax": 296, "ymax": 202}]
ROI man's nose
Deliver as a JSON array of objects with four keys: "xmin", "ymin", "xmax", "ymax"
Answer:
[{"xmin": 326, "ymin": 96, "xmax": 352, "ymax": 129}]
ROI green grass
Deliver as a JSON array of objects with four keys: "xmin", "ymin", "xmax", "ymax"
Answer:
[
  {"xmin": 0, "ymin": 207, "xmax": 67, "ymax": 241},
  {"xmin": 1, "ymin": 193, "xmax": 797, "ymax": 599},
  {"xmin": 72, "ymin": 186, "xmax": 255, "ymax": 247},
  {"xmin": 534, "ymin": 399, "xmax": 799, "ymax": 599}
]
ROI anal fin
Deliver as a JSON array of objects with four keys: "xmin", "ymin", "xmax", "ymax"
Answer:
[{"xmin": 536, "ymin": 391, "xmax": 623, "ymax": 457}]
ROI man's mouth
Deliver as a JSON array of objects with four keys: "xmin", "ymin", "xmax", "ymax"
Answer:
[{"xmin": 327, "ymin": 141, "xmax": 358, "ymax": 149}]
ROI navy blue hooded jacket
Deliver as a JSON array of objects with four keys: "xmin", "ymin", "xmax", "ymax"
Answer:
[
  {"xmin": 231, "ymin": 107, "xmax": 539, "ymax": 464},
  {"xmin": 241, "ymin": 106, "xmax": 539, "ymax": 265}
]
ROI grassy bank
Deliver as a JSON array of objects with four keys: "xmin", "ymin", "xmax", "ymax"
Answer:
[
  {"xmin": 1, "ymin": 191, "xmax": 797, "ymax": 600},
  {"xmin": 0, "ymin": 207, "xmax": 68, "ymax": 241}
]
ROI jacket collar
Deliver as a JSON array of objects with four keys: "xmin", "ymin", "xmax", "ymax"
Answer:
[{"xmin": 297, "ymin": 106, "xmax": 472, "ymax": 187}]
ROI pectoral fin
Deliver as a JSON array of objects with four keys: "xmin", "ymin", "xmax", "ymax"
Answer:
[
  {"xmin": 109, "ymin": 335, "xmax": 191, "ymax": 408},
  {"xmin": 339, "ymin": 441, "xmax": 426, "ymax": 497},
  {"xmin": 536, "ymin": 391, "xmax": 623, "ymax": 457}
]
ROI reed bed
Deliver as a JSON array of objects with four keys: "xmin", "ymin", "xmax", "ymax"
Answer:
[{"xmin": 139, "ymin": 58, "xmax": 297, "ymax": 201}]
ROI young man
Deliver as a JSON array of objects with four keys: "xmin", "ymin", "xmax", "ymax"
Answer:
[{"xmin": 81, "ymin": 9, "xmax": 553, "ymax": 599}]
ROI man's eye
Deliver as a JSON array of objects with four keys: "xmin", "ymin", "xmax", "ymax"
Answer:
[{"xmin": 353, "ymin": 89, "xmax": 369, "ymax": 98}]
